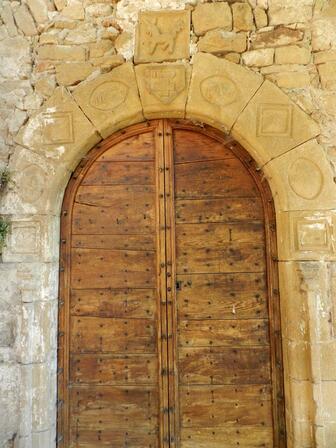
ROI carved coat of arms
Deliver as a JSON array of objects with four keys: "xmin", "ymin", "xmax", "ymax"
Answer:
[{"xmin": 145, "ymin": 66, "xmax": 186, "ymax": 104}]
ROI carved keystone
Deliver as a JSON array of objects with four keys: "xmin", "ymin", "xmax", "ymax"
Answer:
[
  {"xmin": 135, "ymin": 10, "xmax": 190, "ymax": 63},
  {"xmin": 135, "ymin": 63, "xmax": 191, "ymax": 118}
]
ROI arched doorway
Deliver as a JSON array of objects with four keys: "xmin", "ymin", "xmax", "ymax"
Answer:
[{"xmin": 57, "ymin": 119, "xmax": 285, "ymax": 447}]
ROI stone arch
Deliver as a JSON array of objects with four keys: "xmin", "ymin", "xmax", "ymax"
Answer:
[{"xmin": 3, "ymin": 53, "xmax": 336, "ymax": 447}]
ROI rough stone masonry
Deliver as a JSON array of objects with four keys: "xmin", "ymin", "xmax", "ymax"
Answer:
[{"xmin": 0, "ymin": 0, "xmax": 336, "ymax": 447}]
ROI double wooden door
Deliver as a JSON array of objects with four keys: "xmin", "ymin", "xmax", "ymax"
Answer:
[{"xmin": 58, "ymin": 120, "xmax": 286, "ymax": 447}]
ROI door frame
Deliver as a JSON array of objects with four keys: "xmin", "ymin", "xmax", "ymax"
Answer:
[{"xmin": 57, "ymin": 119, "xmax": 286, "ymax": 447}]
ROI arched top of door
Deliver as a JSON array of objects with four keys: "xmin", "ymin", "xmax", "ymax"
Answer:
[{"xmin": 11, "ymin": 53, "xmax": 336, "ymax": 262}]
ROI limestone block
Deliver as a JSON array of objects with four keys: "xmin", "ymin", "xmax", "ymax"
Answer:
[
  {"xmin": 242, "ymin": 48, "xmax": 274, "ymax": 67},
  {"xmin": 290, "ymin": 381, "xmax": 314, "ymax": 422},
  {"xmin": 276, "ymin": 210, "xmax": 336, "ymax": 261},
  {"xmin": 13, "ymin": 4, "xmax": 38, "ymax": 36},
  {"xmin": 192, "ymin": 2, "xmax": 232, "ymax": 36},
  {"xmin": 85, "ymin": 3, "xmax": 113, "ymax": 17},
  {"xmin": 31, "ymin": 361, "xmax": 55, "ymax": 431},
  {"xmin": 0, "ymin": 312, "xmax": 15, "ymax": 347},
  {"xmin": 35, "ymin": 76, "xmax": 56, "ymax": 98},
  {"xmin": 0, "ymin": 3, "xmax": 18, "ymax": 37},
  {"xmin": 0, "ymin": 364, "xmax": 19, "ymax": 442},
  {"xmin": 254, "ymin": 7, "xmax": 268, "ymax": 29},
  {"xmin": 0, "ymin": 37, "xmax": 31, "ymax": 78},
  {"xmin": 224, "ymin": 52, "xmax": 241, "ymax": 63},
  {"xmin": 2, "ymin": 148, "xmax": 71, "ymax": 215},
  {"xmin": 73, "ymin": 63, "xmax": 144, "ymax": 138},
  {"xmin": 0, "ymin": 261, "xmax": 58, "ymax": 304},
  {"xmin": 267, "ymin": 71, "xmax": 311, "ymax": 89},
  {"xmin": 135, "ymin": 10, "xmax": 190, "ymax": 63},
  {"xmin": 232, "ymin": 80, "xmax": 319, "ymax": 166},
  {"xmin": 275, "ymin": 46, "xmax": 311, "ymax": 65},
  {"xmin": 61, "ymin": 1, "xmax": 84, "ymax": 20},
  {"xmin": 314, "ymin": 49, "xmax": 336, "ymax": 64},
  {"xmin": 287, "ymin": 341, "xmax": 311, "ymax": 381},
  {"xmin": 15, "ymin": 87, "xmax": 100, "ymax": 169},
  {"xmin": 64, "ymin": 24, "xmax": 97, "ymax": 45},
  {"xmin": 320, "ymin": 382, "xmax": 336, "ymax": 421},
  {"xmin": 56, "ymin": 62, "xmax": 95, "ymax": 86},
  {"xmin": 135, "ymin": 63, "xmax": 191, "ymax": 119},
  {"xmin": 198, "ymin": 30, "xmax": 247, "ymax": 54},
  {"xmin": 278, "ymin": 262, "xmax": 310, "ymax": 343},
  {"xmin": 266, "ymin": 140, "xmax": 336, "ymax": 212},
  {"xmin": 89, "ymin": 40, "xmax": 113, "ymax": 58},
  {"xmin": 232, "ymin": 3, "xmax": 254, "ymax": 31},
  {"xmin": 90, "ymin": 54, "xmax": 124, "ymax": 70},
  {"xmin": 186, "ymin": 53, "xmax": 263, "ymax": 132},
  {"xmin": 317, "ymin": 62, "xmax": 336, "ymax": 89},
  {"xmin": 320, "ymin": 341, "xmax": 336, "ymax": 380},
  {"xmin": 38, "ymin": 44, "xmax": 86, "ymax": 61},
  {"xmin": 251, "ymin": 27, "xmax": 304, "ymax": 49},
  {"xmin": 27, "ymin": 0, "xmax": 48, "ymax": 23},
  {"xmin": 16, "ymin": 301, "xmax": 57, "ymax": 364},
  {"xmin": 268, "ymin": 0, "xmax": 313, "ymax": 25},
  {"xmin": 2, "ymin": 215, "xmax": 59, "ymax": 263}
]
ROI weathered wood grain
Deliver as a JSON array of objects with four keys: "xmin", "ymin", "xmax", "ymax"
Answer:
[
  {"xmin": 175, "ymin": 197, "xmax": 264, "ymax": 224},
  {"xmin": 97, "ymin": 132, "xmax": 155, "ymax": 162},
  {"xmin": 179, "ymin": 347, "xmax": 271, "ymax": 384},
  {"xmin": 70, "ymin": 289, "xmax": 156, "ymax": 319},
  {"xmin": 70, "ymin": 353, "xmax": 157, "ymax": 385},
  {"xmin": 175, "ymin": 159, "xmax": 259, "ymax": 199},
  {"xmin": 82, "ymin": 161, "xmax": 155, "ymax": 186},
  {"xmin": 70, "ymin": 316, "xmax": 157, "ymax": 353},
  {"xmin": 180, "ymin": 384, "xmax": 273, "ymax": 427},
  {"xmin": 71, "ymin": 248, "xmax": 156, "ymax": 289},
  {"xmin": 176, "ymin": 273, "xmax": 267, "ymax": 319}
]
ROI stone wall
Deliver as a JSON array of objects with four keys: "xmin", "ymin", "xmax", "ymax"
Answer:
[{"xmin": 0, "ymin": 0, "xmax": 336, "ymax": 447}]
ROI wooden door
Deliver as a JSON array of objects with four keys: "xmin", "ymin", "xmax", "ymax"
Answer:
[{"xmin": 58, "ymin": 120, "xmax": 286, "ymax": 448}]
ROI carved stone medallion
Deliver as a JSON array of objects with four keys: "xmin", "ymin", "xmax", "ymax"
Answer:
[
  {"xmin": 90, "ymin": 81, "xmax": 129, "ymax": 111},
  {"xmin": 144, "ymin": 65, "xmax": 186, "ymax": 104},
  {"xmin": 135, "ymin": 10, "xmax": 190, "ymax": 63},
  {"xmin": 288, "ymin": 157, "xmax": 323, "ymax": 200},
  {"xmin": 18, "ymin": 165, "xmax": 46, "ymax": 204},
  {"xmin": 200, "ymin": 75, "xmax": 238, "ymax": 107}
]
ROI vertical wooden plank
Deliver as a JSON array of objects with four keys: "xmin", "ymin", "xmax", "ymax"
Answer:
[
  {"xmin": 155, "ymin": 119, "xmax": 170, "ymax": 448},
  {"xmin": 163, "ymin": 119, "xmax": 180, "ymax": 448}
]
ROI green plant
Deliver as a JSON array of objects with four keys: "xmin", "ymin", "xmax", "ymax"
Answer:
[
  {"xmin": 0, "ymin": 168, "xmax": 11, "ymax": 191},
  {"xmin": 0, "ymin": 216, "xmax": 10, "ymax": 251}
]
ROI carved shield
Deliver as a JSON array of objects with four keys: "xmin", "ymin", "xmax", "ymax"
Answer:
[{"xmin": 145, "ymin": 66, "xmax": 186, "ymax": 104}]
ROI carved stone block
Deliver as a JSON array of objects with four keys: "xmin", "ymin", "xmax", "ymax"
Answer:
[
  {"xmin": 15, "ymin": 87, "xmax": 100, "ymax": 168},
  {"xmin": 135, "ymin": 10, "xmax": 190, "ymax": 63},
  {"xmin": 232, "ymin": 80, "xmax": 320, "ymax": 165},
  {"xmin": 265, "ymin": 140, "xmax": 336, "ymax": 211},
  {"xmin": 186, "ymin": 52, "xmax": 263, "ymax": 131},
  {"xmin": 73, "ymin": 63, "xmax": 144, "ymax": 138},
  {"xmin": 135, "ymin": 63, "xmax": 191, "ymax": 118},
  {"xmin": 42, "ymin": 111, "xmax": 74, "ymax": 144},
  {"xmin": 277, "ymin": 210, "xmax": 336, "ymax": 261}
]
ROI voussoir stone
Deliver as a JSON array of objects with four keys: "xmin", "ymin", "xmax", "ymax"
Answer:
[
  {"xmin": 135, "ymin": 62, "xmax": 191, "ymax": 119},
  {"xmin": 232, "ymin": 80, "xmax": 320, "ymax": 166},
  {"xmin": 192, "ymin": 2, "xmax": 232, "ymax": 35},
  {"xmin": 265, "ymin": 139, "xmax": 336, "ymax": 212},
  {"xmin": 15, "ymin": 87, "xmax": 100, "ymax": 168},
  {"xmin": 187, "ymin": 52, "xmax": 263, "ymax": 131},
  {"xmin": 73, "ymin": 62, "xmax": 144, "ymax": 138}
]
